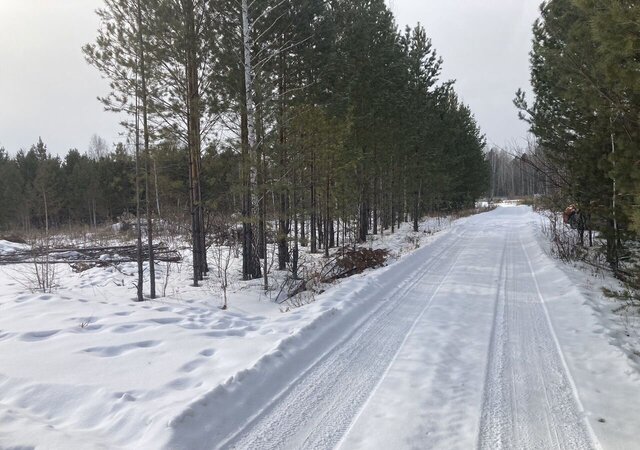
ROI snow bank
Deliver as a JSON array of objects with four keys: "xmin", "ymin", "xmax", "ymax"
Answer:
[
  {"xmin": 0, "ymin": 215, "xmax": 458, "ymax": 449},
  {"xmin": 0, "ymin": 239, "xmax": 29, "ymax": 255}
]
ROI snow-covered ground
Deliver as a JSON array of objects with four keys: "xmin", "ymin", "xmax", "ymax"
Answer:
[
  {"xmin": 0, "ymin": 206, "xmax": 638, "ymax": 449},
  {"xmin": 0, "ymin": 215, "xmax": 451, "ymax": 449}
]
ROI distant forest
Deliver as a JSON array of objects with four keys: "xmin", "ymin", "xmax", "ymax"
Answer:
[
  {"xmin": 0, "ymin": 140, "xmax": 543, "ymax": 235},
  {"xmin": 486, "ymin": 146, "xmax": 548, "ymax": 199}
]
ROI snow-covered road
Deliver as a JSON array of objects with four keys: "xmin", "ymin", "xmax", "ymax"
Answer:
[
  {"xmin": 2, "ymin": 206, "xmax": 637, "ymax": 449},
  {"xmin": 172, "ymin": 206, "xmax": 638, "ymax": 450}
]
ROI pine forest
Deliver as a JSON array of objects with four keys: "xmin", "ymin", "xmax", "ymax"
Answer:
[{"xmin": 0, "ymin": 0, "xmax": 489, "ymax": 293}]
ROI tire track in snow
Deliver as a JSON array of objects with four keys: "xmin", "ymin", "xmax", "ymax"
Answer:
[
  {"xmin": 476, "ymin": 230, "xmax": 512, "ymax": 449},
  {"xmin": 478, "ymin": 233, "xmax": 600, "ymax": 450},
  {"xmin": 219, "ymin": 228, "xmax": 479, "ymax": 450}
]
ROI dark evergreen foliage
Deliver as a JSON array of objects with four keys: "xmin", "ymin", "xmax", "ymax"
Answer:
[
  {"xmin": 1, "ymin": 0, "xmax": 491, "ymax": 289},
  {"xmin": 516, "ymin": 0, "xmax": 639, "ymax": 268}
]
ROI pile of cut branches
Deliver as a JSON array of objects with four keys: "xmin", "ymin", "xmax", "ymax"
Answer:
[
  {"xmin": 324, "ymin": 247, "xmax": 389, "ymax": 281},
  {"xmin": 277, "ymin": 247, "xmax": 390, "ymax": 305},
  {"xmin": 0, "ymin": 244, "xmax": 181, "ymax": 266}
]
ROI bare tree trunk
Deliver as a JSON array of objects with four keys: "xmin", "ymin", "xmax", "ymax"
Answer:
[
  {"xmin": 92, "ymin": 198, "xmax": 97, "ymax": 229},
  {"xmin": 609, "ymin": 118, "xmax": 619, "ymax": 269},
  {"xmin": 324, "ymin": 175, "xmax": 330, "ymax": 257},
  {"xmin": 329, "ymin": 211, "xmax": 335, "ymax": 248},
  {"xmin": 277, "ymin": 46, "xmax": 289, "ymax": 271},
  {"xmin": 310, "ymin": 148, "xmax": 317, "ymax": 253},
  {"xmin": 412, "ymin": 189, "xmax": 419, "ymax": 232},
  {"xmin": 292, "ymin": 174, "xmax": 299, "ymax": 280},
  {"xmin": 137, "ymin": 0, "xmax": 155, "ymax": 298},
  {"xmin": 153, "ymin": 157, "xmax": 161, "ymax": 217},
  {"xmin": 373, "ymin": 149, "xmax": 378, "ymax": 235},
  {"xmin": 187, "ymin": 135, "xmax": 200, "ymax": 285},
  {"xmin": 373, "ymin": 203, "xmax": 378, "ymax": 235},
  {"xmin": 184, "ymin": 0, "xmax": 205, "ymax": 285},
  {"xmin": 317, "ymin": 215, "xmax": 323, "ymax": 250},
  {"xmin": 241, "ymin": 0, "xmax": 261, "ymax": 279},
  {"xmin": 134, "ymin": 74, "xmax": 144, "ymax": 302},
  {"xmin": 342, "ymin": 218, "xmax": 347, "ymax": 249},
  {"xmin": 262, "ymin": 150, "xmax": 268, "ymax": 291},
  {"xmin": 242, "ymin": 0, "xmax": 258, "ymax": 194},
  {"xmin": 278, "ymin": 193, "xmax": 288, "ymax": 270},
  {"xmin": 390, "ymin": 174, "xmax": 395, "ymax": 234},
  {"xmin": 257, "ymin": 140, "xmax": 265, "ymax": 260},
  {"xmin": 42, "ymin": 187, "xmax": 50, "ymax": 293},
  {"xmin": 359, "ymin": 184, "xmax": 368, "ymax": 243}
]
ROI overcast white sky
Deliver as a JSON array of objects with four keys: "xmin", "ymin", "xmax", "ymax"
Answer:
[
  {"xmin": 0, "ymin": 0, "xmax": 541, "ymax": 156},
  {"xmin": 389, "ymin": 0, "xmax": 541, "ymax": 149},
  {"xmin": 0, "ymin": 0, "xmax": 120, "ymax": 156}
]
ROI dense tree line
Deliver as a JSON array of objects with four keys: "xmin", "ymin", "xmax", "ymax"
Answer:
[
  {"xmin": 516, "ymin": 0, "xmax": 639, "ymax": 269},
  {"xmin": 0, "ymin": 139, "xmax": 135, "ymax": 231},
  {"xmin": 0, "ymin": 138, "xmax": 230, "ymax": 232},
  {"xmin": 1, "ymin": 0, "xmax": 489, "ymax": 292}
]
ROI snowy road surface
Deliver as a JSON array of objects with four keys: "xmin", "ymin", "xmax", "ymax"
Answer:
[{"xmin": 167, "ymin": 206, "xmax": 640, "ymax": 450}]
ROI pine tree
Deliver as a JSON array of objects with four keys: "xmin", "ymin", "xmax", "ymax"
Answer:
[
  {"xmin": 516, "ymin": 0, "xmax": 639, "ymax": 267},
  {"xmin": 83, "ymin": 0, "xmax": 156, "ymax": 300}
]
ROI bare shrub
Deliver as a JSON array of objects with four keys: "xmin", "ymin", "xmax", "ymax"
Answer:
[
  {"xmin": 540, "ymin": 211, "xmax": 585, "ymax": 261},
  {"xmin": 158, "ymin": 260, "xmax": 172, "ymax": 298},
  {"xmin": 405, "ymin": 234, "xmax": 421, "ymax": 249},
  {"xmin": 208, "ymin": 214, "xmax": 241, "ymax": 309},
  {"xmin": 278, "ymin": 246, "xmax": 390, "ymax": 310},
  {"xmin": 210, "ymin": 244, "xmax": 234, "ymax": 309},
  {"xmin": 158, "ymin": 227, "xmax": 181, "ymax": 298},
  {"xmin": 9, "ymin": 236, "xmax": 60, "ymax": 294},
  {"xmin": 278, "ymin": 259, "xmax": 321, "ymax": 309}
]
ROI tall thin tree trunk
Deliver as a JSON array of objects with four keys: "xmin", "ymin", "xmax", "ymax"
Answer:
[
  {"xmin": 241, "ymin": 0, "xmax": 261, "ymax": 279},
  {"xmin": 42, "ymin": 187, "xmax": 50, "ymax": 293},
  {"xmin": 184, "ymin": 0, "xmax": 205, "ymax": 285},
  {"xmin": 391, "ymin": 178, "xmax": 395, "ymax": 234},
  {"xmin": 310, "ymin": 148, "xmax": 317, "ymax": 253},
  {"xmin": 137, "ymin": 0, "xmax": 155, "ymax": 298},
  {"xmin": 277, "ymin": 44, "xmax": 288, "ymax": 270},
  {"xmin": 292, "ymin": 177, "xmax": 299, "ymax": 279},
  {"xmin": 324, "ymin": 175, "xmax": 330, "ymax": 257},
  {"xmin": 153, "ymin": 157, "xmax": 161, "ymax": 217},
  {"xmin": 610, "ymin": 118, "xmax": 619, "ymax": 270},
  {"xmin": 329, "ymin": 213, "xmax": 335, "ymax": 248},
  {"xmin": 359, "ymin": 184, "xmax": 368, "ymax": 243},
  {"xmin": 187, "ymin": 134, "xmax": 200, "ymax": 285},
  {"xmin": 262, "ymin": 150, "xmax": 268, "ymax": 291},
  {"xmin": 134, "ymin": 71, "xmax": 144, "ymax": 302}
]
